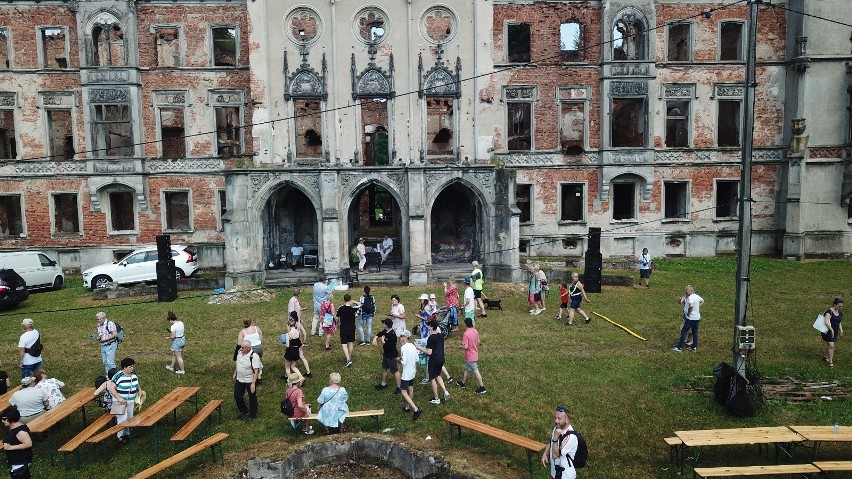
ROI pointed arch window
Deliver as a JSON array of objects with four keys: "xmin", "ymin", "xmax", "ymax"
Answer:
[
  {"xmin": 612, "ymin": 10, "xmax": 648, "ymax": 61},
  {"xmin": 92, "ymin": 23, "xmax": 126, "ymax": 66}
]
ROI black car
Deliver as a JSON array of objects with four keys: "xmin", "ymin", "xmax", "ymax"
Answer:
[{"xmin": 0, "ymin": 269, "xmax": 29, "ymax": 309}]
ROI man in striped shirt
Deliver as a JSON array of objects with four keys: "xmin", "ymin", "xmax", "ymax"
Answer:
[{"xmin": 107, "ymin": 357, "xmax": 144, "ymax": 443}]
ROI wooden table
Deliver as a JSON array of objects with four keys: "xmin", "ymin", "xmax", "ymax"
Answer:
[
  {"xmin": 674, "ymin": 427, "xmax": 805, "ymax": 473},
  {"xmin": 787, "ymin": 425, "xmax": 852, "ymax": 460},
  {"xmin": 87, "ymin": 386, "xmax": 200, "ymax": 462},
  {"xmin": 26, "ymin": 387, "xmax": 96, "ymax": 464},
  {"xmin": 0, "ymin": 385, "xmax": 22, "ymax": 410}
]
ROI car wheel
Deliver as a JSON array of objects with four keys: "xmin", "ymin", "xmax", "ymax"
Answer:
[
  {"xmin": 52, "ymin": 276, "xmax": 64, "ymax": 291},
  {"xmin": 175, "ymin": 269, "xmax": 184, "ymax": 281},
  {"xmin": 92, "ymin": 275, "xmax": 113, "ymax": 289}
]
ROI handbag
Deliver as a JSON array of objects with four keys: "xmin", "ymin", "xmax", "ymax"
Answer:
[
  {"xmin": 110, "ymin": 401, "xmax": 127, "ymax": 416},
  {"xmin": 813, "ymin": 313, "xmax": 829, "ymax": 334},
  {"xmin": 10, "ymin": 464, "xmax": 30, "ymax": 479}
]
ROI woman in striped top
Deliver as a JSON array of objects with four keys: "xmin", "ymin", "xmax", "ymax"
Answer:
[{"xmin": 107, "ymin": 357, "xmax": 145, "ymax": 443}]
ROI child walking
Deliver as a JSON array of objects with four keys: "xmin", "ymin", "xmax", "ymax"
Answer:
[{"xmin": 555, "ymin": 283, "xmax": 569, "ymax": 321}]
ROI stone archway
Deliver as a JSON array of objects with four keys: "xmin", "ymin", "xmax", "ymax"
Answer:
[
  {"xmin": 261, "ymin": 183, "xmax": 320, "ymax": 267},
  {"xmin": 346, "ymin": 182, "xmax": 402, "ymax": 268},
  {"xmin": 429, "ymin": 182, "xmax": 483, "ymax": 264}
]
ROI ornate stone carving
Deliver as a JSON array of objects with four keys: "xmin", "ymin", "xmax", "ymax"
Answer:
[
  {"xmin": 611, "ymin": 82, "xmax": 648, "ymax": 95},
  {"xmin": 471, "ymin": 171, "xmax": 492, "ymax": 193},
  {"xmin": 655, "ymin": 151, "xmax": 685, "ymax": 162},
  {"xmin": 294, "ymin": 173, "xmax": 320, "ymax": 192},
  {"xmin": 212, "ymin": 92, "xmax": 243, "ymax": 105},
  {"xmin": 339, "ymin": 172, "xmax": 360, "ymax": 191},
  {"xmin": 284, "ymin": 51, "xmax": 328, "ymax": 101},
  {"xmin": 419, "ymin": 45, "xmax": 461, "ymax": 99},
  {"xmin": 41, "ymin": 92, "xmax": 74, "ymax": 107},
  {"xmin": 87, "ymin": 70, "xmax": 130, "ymax": 83},
  {"xmin": 694, "ymin": 151, "xmax": 712, "ymax": 162},
  {"xmin": 384, "ymin": 171, "xmax": 405, "ymax": 192},
  {"xmin": 15, "ymin": 161, "xmax": 86, "ymax": 175},
  {"xmin": 715, "ymin": 84, "xmax": 744, "ymax": 98},
  {"xmin": 250, "ymin": 173, "xmax": 274, "ymax": 196},
  {"xmin": 611, "ymin": 64, "xmax": 649, "ymax": 76},
  {"xmin": 421, "ymin": 6, "xmax": 456, "ymax": 44},
  {"xmin": 146, "ymin": 158, "xmax": 221, "ymax": 173},
  {"xmin": 93, "ymin": 161, "xmax": 135, "ymax": 173},
  {"xmin": 0, "ymin": 93, "xmax": 16, "ymax": 107},
  {"xmin": 808, "ymin": 147, "xmax": 843, "ymax": 159},
  {"xmin": 663, "ymin": 84, "xmax": 694, "ymax": 98},
  {"xmin": 586, "ymin": 152, "xmax": 600, "ymax": 164},
  {"xmin": 285, "ymin": 7, "xmax": 322, "ymax": 46},
  {"xmin": 90, "ymin": 89, "xmax": 129, "ymax": 103},
  {"xmin": 351, "ymin": 51, "xmax": 395, "ymax": 99},
  {"xmin": 557, "ymin": 87, "xmax": 589, "ymax": 101},
  {"xmin": 496, "ymin": 153, "xmax": 562, "ymax": 165},
  {"xmin": 154, "ymin": 92, "xmax": 186, "ymax": 105},
  {"xmin": 610, "ymin": 152, "xmax": 647, "ymax": 164},
  {"xmin": 355, "ymin": 7, "xmax": 389, "ymax": 44},
  {"xmin": 753, "ymin": 149, "xmax": 782, "ymax": 161},
  {"xmin": 505, "ymin": 86, "xmax": 536, "ymax": 100}
]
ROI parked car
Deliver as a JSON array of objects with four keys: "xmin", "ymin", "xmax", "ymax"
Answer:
[
  {"xmin": 82, "ymin": 245, "xmax": 199, "ymax": 289},
  {"xmin": 0, "ymin": 251, "xmax": 64, "ymax": 290},
  {"xmin": 0, "ymin": 269, "xmax": 29, "ymax": 309}
]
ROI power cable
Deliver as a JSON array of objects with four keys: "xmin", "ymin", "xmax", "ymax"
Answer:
[{"xmin": 765, "ymin": 3, "xmax": 852, "ymax": 29}]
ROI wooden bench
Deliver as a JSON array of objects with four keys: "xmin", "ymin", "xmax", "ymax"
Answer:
[
  {"xmin": 170, "ymin": 400, "xmax": 223, "ymax": 446},
  {"xmin": 58, "ymin": 412, "xmax": 113, "ymax": 470},
  {"xmin": 128, "ymin": 432, "xmax": 228, "ymax": 479},
  {"xmin": 692, "ymin": 464, "xmax": 820, "ymax": 478},
  {"xmin": 295, "ymin": 409, "xmax": 384, "ymax": 433},
  {"xmin": 665, "ymin": 436, "xmax": 684, "ymax": 465},
  {"xmin": 0, "ymin": 385, "xmax": 22, "ymax": 410},
  {"xmin": 813, "ymin": 461, "xmax": 852, "ymax": 476},
  {"xmin": 444, "ymin": 413, "xmax": 546, "ymax": 478}
]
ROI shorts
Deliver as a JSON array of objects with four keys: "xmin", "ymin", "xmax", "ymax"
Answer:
[
  {"xmin": 464, "ymin": 361, "xmax": 478, "ymax": 372},
  {"xmin": 170, "ymin": 337, "xmax": 186, "ymax": 352},
  {"xmin": 381, "ymin": 356, "xmax": 399, "ymax": 373},
  {"xmin": 464, "ymin": 310, "xmax": 475, "ymax": 321},
  {"xmin": 427, "ymin": 360, "xmax": 444, "ymax": 380},
  {"xmin": 473, "ymin": 289, "xmax": 482, "ymax": 299},
  {"xmin": 340, "ymin": 328, "xmax": 356, "ymax": 344},
  {"xmin": 400, "ymin": 378, "xmax": 415, "ymax": 390},
  {"xmin": 533, "ymin": 292, "xmax": 542, "ymax": 302},
  {"xmin": 560, "ymin": 302, "xmax": 568, "ymax": 309},
  {"xmin": 570, "ymin": 297, "xmax": 582, "ymax": 309},
  {"xmin": 640, "ymin": 269, "xmax": 651, "ymax": 278},
  {"xmin": 285, "ymin": 347, "xmax": 301, "ymax": 361}
]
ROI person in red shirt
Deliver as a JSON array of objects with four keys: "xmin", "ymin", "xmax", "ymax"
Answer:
[
  {"xmin": 556, "ymin": 283, "xmax": 569, "ymax": 321},
  {"xmin": 443, "ymin": 275, "xmax": 460, "ymax": 332},
  {"xmin": 456, "ymin": 318, "xmax": 486, "ymax": 394}
]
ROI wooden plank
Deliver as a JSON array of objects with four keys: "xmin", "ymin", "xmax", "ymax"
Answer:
[
  {"xmin": 693, "ymin": 464, "xmax": 821, "ymax": 478},
  {"xmin": 128, "ymin": 432, "xmax": 228, "ymax": 479},
  {"xmin": 86, "ymin": 387, "xmax": 199, "ymax": 444},
  {"xmin": 788, "ymin": 425, "xmax": 852, "ymax": 442},
  {"xmin": 58, "ymin": 413, "xmax": 113, "ymax": 453},
  {"xmin": 170, "ymin": 400, "xmax": 222, "ymax": 442},
  {"xmin": 664, "ymin": 437, "xmax": 683, "ymax": 446},
  {"xmin": 444, "ymin": 414, "xmax": 546, "ymax": 452},
  {"xmin": 27, "ymin": 388, "xmax": 96, "ymax": 434},
  {"xmin": 0, "ymin": 386, "xmax": 23, "ymax": 410},
  {"xmin": 813, "ymin": 461, "xmax": 852, "ymax": 472},
  {"xmin": 675, "ymin": 427, "xmax": 804, "ymax": 447}
]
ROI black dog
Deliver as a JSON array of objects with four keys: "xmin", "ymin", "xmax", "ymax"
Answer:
[{"xmin": 485, "ymin": 299, "xmax": 502, "ymax": 310}]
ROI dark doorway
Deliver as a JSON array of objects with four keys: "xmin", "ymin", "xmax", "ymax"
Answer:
[
  {"xmin": 430, "ymin": 183, "xmax": 480, "ymax": 263},
  {"xmin": 347, "ymin": 183, "xmax": 402, "ymax": 266},
  {"xmin": 262, "ymin": 185, "xmax": 318, "ymax": 265}
]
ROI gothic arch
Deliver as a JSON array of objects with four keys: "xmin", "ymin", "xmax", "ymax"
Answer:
[
  {"xmin": 426, "ymin": 179, "xmax": 490, "ymax": 264},
  {"xmin": 341, "ymin": 177, "xmax": 409, "ymax": 269}
]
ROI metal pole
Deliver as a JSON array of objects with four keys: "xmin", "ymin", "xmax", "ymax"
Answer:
[{"xmin": 732, "ymin": 0, "xmax": 760, "ymax": 378}]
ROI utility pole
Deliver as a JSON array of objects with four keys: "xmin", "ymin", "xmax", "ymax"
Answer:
[{"xmin": 732, "ymin": 0, "xmax": 760, "ymax": 380}]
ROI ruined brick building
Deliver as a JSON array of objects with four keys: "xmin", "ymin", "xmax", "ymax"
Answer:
[{"xmin": 0, "ymin": 0, "xmax": 849, "ymax": 286}]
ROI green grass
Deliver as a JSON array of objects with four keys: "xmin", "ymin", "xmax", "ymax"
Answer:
[{"xmin": 0, "ymin": 258, "xmax": 849, "ymax": 478}]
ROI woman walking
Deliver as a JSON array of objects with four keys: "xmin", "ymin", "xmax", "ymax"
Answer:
[
  {"xmin": 390, "ymin": 294, "xmax": 406, "ymax": 337},
  {"xmin": 2, "ymin": 406, "xmax": 33, "ymax": 479},
  {"xmin": 566, "ymin": 272, "xmax": 591, "ymax": 325},
  {"xmin": 320, "ymin": 293, "xmax": 336, "ymax": 351},
  {"xmin": 283, "ymin": 314, "xmax": 305, "ymax": 378},
  {"xmin": 237, "ymin": 318, "xmax": 264, "ymax": 382},
  {"xmin": 286, "ymin": 371, "xmax": 314, "ymax": 435},
  {"xmin": 821, "ymin": 297, "xmax": 844, "ymax": 367},
  {"xmin": 443, "ymin": 277, "xmax": 460, "ymax": 332},
  {"xmin": 108, "ymin": 357, "xmax": 145, "ymax": 444},
  {"xmin": 166, "ymin": 311, "xmax": 186, "ymax": 374},
  {"xmin": 316, "ymin": 372, "xmax": 349, "ymax": 434}
]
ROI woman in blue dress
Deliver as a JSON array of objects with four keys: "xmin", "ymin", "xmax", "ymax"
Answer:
[
  {"xmin": 316, "ymin": 372, "xmax": 349, "ymax": 434},
  {"xmin": 821, "ymin": 297, "xmax": 844, "ymax": 367}
]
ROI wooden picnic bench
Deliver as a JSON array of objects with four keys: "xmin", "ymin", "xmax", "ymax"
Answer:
[
  {"xmin": 128, "ymin": 432, "xmax": 228, "ymax": 479},
  {"xmin": 296, "ymin": 409, "xmax": 384, "ymax": 433},
  {"xmin": 664, "ymin": 436, "xmax": 684, "ymax": 464},
  {"xmin": 443, "ymin": 413, "xmax": 546, "ymax": 478},
  {"xmin": 58, "ymin": 412, "xmax": 113, "ymax": 469},
  {"xmin": 787, "ymin": 425, "xmax": 852, "ymax": 460},
  {"xmin": 692, "ymin": 464, "xmax": 821, "ymax": 478},
  {"xmin": 0, "ymin": 385, "xmax": 22, "ymax": 410},
  {"xmin": 27, "ymin": 387, "xmax": 96, "ymax": 465},
  {"xmin": 170, "ymin": 399, "xmax": 223, "ymax": 446},
  {"xmin": 675, "ymin": 427, "xmax": 805, "ymax": 474},
  {"xmin": 812, "ymin": 461, "xmax": 852, "ymax": 476}
]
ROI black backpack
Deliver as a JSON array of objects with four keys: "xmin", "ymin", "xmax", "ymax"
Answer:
[
  {"xmin": 280, "ymin": 390, "xmax": 295, "ymax": 417},
  {"xmin": 564, "ymin": 430, "xmax": 588, "ymax": 468},
  {"xmin": 361, "ymin": 294, "xmax": 375, "ymax": 314},
  {"xmin": 25, "ymin": 335, "xmax": 43, "ymax": 357}
]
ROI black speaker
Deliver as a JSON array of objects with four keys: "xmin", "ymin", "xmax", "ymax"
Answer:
[
  {"xmin": 584, "ymin": 251, "xmax": 602, "ymax": 293},
  {"xmin": 156, "ymin": 260, "xmax": 177, "ymax": 302},
  {"xmin": 584, "ymin": 278, "xmax": 602, "ymax": 293},
  {"xmin": 156, "ymin": 234, "xmax": 172, "ymax": 262},
  {"xmin": 588, "ymin": 228, "xmax": 601, "ymax": 253}
]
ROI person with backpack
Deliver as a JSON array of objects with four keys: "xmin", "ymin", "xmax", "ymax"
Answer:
[
  {"xmin": 95, "ymin": 312, "xmax": 119, "ymax": 374},
  {"xmin": 358, "ymin": 286, "xmax": 376, "ymax": 346},
  {"xmin": 233, "ymin": 341, "xmax": 260, "ymax": 421},
  {"xmin": 541, "ymin": 406, "xmax": 585, "ymax": 479},
  {"xmin": 17, "ymin": 319, "xmax": 42, "ymax": 379},
  {"xmin": 284, "ymin": 371, "xmax": 313, "ymax": 435}
]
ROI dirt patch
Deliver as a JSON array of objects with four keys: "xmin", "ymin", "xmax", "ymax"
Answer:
[
  {"xmin": 207, "ymin": 287, "xmax": 276, "ymax": 305},
  {"xmin": 677, "ymin": 377, "xmax": 851, "ymax": 402},
  {"xmin": 298, "ymin": 460, "xmax": 407, "ymax": 479}
]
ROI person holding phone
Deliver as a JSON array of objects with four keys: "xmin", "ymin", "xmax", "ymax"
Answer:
[{"xmin": 541, "ymin": 406, "xmax": 578, "ymax": 479}]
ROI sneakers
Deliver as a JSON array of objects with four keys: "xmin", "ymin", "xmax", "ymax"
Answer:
[
  {"xmin": 584, "ymin": 317, "xmax": 592, "ymax": 324},
  {"xmin": 555, "ymin": 316, "xmax": 562, "ymax": 321},
  {"xmin": 456, "ymin": 380, "xmax": 466, "ymax": 388},
  {"xmin": 345, "ymin": 360, "xmax": 353, "ymax": 368},
  {"xmin": 420, "ymin": 378, "xmax": 430, "ymax": 385},
  {"xmin": 175, "ymin": 370, "xmax": 185, "ymax": 375},
  {"xmin": 688, "ymin": 347, "xmax": 697, "ymax": 352},
  {"xmin": 443, "ymin": 391, "xmax": 450, "ymax": 400},
  {"xmin": 429, "ymin": 398, "xmax": 441, "ymax": 405},
  {"xmin": 304, "ymin": 427, "xmax": 315, "ymax": 435},
  {"xmin": 304, "ymin": 372, "xmax": 313, "ymax": 378},
  {"xmin": 529, "ymin": 309, "xmax": 536, "ymax": 314},
  {"xmin": 445, "ymin": 376, "xmax": 453, "ymax": 383},
  {"xmin": 413, "ymin": 409, "xmax": 423, "ymax": 420},
  {"xmin": 403, "ymin": 406, "xmax": 411, "ymax": 412},
  {"xmin": 374, "ymin": 383, "xmax": 388, "ymax": 390},
  {"xmin": 165, "ymin": 365, "xmax": 174, "ymax": 372},
  {"xmin": 475, "ymin": 386, "xmax": 487, "ymax": 394},
  {"xmin": 533, "ymin": 309, "xmax": 542, "ymax": 315},
  {"xmin": 672, "ymin": 346, "xmax": 683, "ymax": 352},
  {"xmin": 393, "ymin": 387, "xmax": 401, "ymax": 395},
  {"xmin": 358, "ymin": 341, "xmax": 368, "ymax": 346}
]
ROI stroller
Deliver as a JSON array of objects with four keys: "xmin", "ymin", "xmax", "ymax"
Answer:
[{"xmin": 414, "ymin": 307, "xmax": 451, "ymax": 339}]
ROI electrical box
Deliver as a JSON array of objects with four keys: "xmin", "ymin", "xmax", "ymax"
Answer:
[{"xmin": 737, "ymin": 325, "xmax": 756, "ymax": 350}]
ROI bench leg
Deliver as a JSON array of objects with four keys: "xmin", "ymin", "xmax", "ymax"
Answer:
[
  {"xmin": 525, "ymin": 450, "xmax": 534, "ymax": 479},
  {"xmin": 370, "ymin": 415, "xmax": 381, "ymax": 432}
]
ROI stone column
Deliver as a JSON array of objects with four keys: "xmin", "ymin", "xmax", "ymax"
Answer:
[
  {"xmin": 407, "ymin": 169, "xmax": 428, "ymax": 285},
  {"xmin": 224, "ymin": 173, "xmax": 265, "ymax": 288},
  {"xmin": 319, "ymin": 171, "xmax": 342, "ymax": 277},
  {"xmin": 782, "ymin": 118, "xmax": 808, "ymax": 260},
  {"xmin": 491, "ymin": 168, "xmax": 522, "ymax": 282}
]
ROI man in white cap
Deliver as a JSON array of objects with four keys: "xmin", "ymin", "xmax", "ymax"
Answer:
[
  {"xmin": 9, "ymin": 376, "xmax": 49, "ymax": 423},
  {"xmin": 17, "ymin": 319, "xmax": 42, "ymax": 379}
]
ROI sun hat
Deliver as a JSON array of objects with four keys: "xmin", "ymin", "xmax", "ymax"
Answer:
[
  {"xmin": 288, "ymin": 371, "xmax": 305, "ymax": 386},
  {"xmin": 21, "ymin": 377, "xmax": 35, "ymax": 386},
  {"xmin": 400, "ymin": 329, "xmax": 412, "ymax": 338},
  {"xmin": 419, "ymin": 293, "xmax": 429, "ymax": 300},
  {"xmin": 21, "ymin": 318, "xmax": 33, "ymax": 326}
]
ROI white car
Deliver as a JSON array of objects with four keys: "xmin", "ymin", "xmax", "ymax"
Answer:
[
  {"xmin": 0, "ymin": 251, "xmax": 64, "ymax": 290},
  {"xmin": 83, "ymin": 245, "xmax": 198, "ymax": 289}
]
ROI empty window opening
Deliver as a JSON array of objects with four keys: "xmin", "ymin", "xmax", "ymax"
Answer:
[
  {"xmin": 41, "ymin": 28, "xmax": 68, "ymax": 68},
  {"xmin": 159, "ymin": 108, "xmax": 185, "ymax": 158},
  {"xmin": 0, "ymin": 195, "xmax": 23, "ymax": 236},
  {"xmin": 667, "ymin": 23, "xmax": 690, "ymax": 62},
  {"xmin": 507, "ymin": 23, "xmax": 531, "ymax": 63},
  {"xmin": 613, "ymin": 19, "xmax": 645, "ymax": 60},
  {"xmin": 507, "ymin": 102, "xmax": 532, "ymax": 151},
  {"xmin": 53, "ymin": 193, "xmax": 79, "ymax": 234},
  {"xmin": 715, "ymin": 180, "xmax": 739, "ymax": 218},
  {"xmin": 664, "ymin": 182, "xmax": 688, "ymax": 219},
  {"xmin": 612, "ymin": 183, "xmax": 636, "ymax": 220},
  {"xmin": 720, "ymin": 22, "xmax": 744, "ymax": 61},
  {"xmin": 0, "ymin": 109, "xmax": 16, "ymax": 159},
  {"xmin": 516, "ymin": 184, "xmax": 531, "ymax": 223},
  {"xmin": 665, "ymin": 100, "xmax": 689, "ymax": 147},
  {"xmin": 717, "ymin": 100, "xmax": 741, "ymax": 147},
  {"xmin": 92, "ymin": 24, "xmax": 125, "ymax": 66},
  {"xmin": 430, "ymin": 183, "xmax": 480, "ymax": 263},
  {"xmin": 155, "ymin": 27, "xmax": 180, "ymax": 67},
  {"xmin": 93, "ymin": 104, "xmax": 133, "ymax": 157},
  {"xmin": 361, "ymin": 100, "xmax": 389, "ymax": 165},
  {"xmin": 519, "ymin": 240, "xmax": 529, "ymax": 254},
  {"xmin": 212, "ymin": 26, "xmax": 237, "ymax": 67},
  {"xmin": 294, "ymin": 99, "xmax": 323, "ymax": 158},
  {"xmin": 214, "ymin": 106, "xmax": 242, "ymax": 156},
  {"xmin": 560, "ymin": 102, "xmax": 585, "ymax": 154},
  {"xmin": 357, "ymin": 12, "xmax": 387, "ymax": 43},
  {"xmin": 560, "ymin": 22, "xmax": 581, "ymax": 62},
  {"xmin": 108, "ymin": 191, "xmax": 135, "ymax": 231},
  {"xmin": 611, "ymin": 98, "xmax": 646, "ymax": 148},
  {"xmin": 560, "ymin": 183, "xmax": 584, "ymax": 221},
  {"xmin": 217, "ymin": 189, "xmax": 227, "ymax": 231},
  {"xmin": 426, "ymin": 98, "xmax": 454, "ymax": 156},
  {"xmin": 164, "ymin": 191, "xmax": 190, "ymax": 231},
  {"xmin": 0, "ymin": 28, "xmax": 9, "ymax": 69},
  {"xmin": 46, "ymin": 109, "xmax": 74, "ymax": 160}
]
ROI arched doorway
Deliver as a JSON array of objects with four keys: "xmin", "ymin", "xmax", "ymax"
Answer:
[
  {"xmin": 262, "ymin": 184, "xmax": 319, "ymax": 267},
  {"xmin": 430, "ymin": 183, "xmax": 482, "ymax": 263},
  {"xmin": 347, "ymin": 183, "xmax": 402, "ymax": 267}
]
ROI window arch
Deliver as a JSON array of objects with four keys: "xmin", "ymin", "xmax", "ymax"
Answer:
[
  {"xmin": 612, "ymin": 9, "xmax": 648, "ymax": 61},
  {"xmin": 89, "ymin": 13, "xmax": 126, "ymax": 67}
]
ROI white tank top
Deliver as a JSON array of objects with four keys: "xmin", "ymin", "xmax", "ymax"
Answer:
[{"xmin": 242, "ymin": 326, "xmax": 261, "ymax": 346}]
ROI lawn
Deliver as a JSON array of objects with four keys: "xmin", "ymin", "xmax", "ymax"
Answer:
[{"xmin": 0, "ymin": 258, "xmax": 849, "ymax": 479}]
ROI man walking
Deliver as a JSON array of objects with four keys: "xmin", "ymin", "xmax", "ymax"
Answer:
[
  {"xmin": 638, "ymin": 247, "xmax": 652, "ymax": 288},
  {"xmin": 96, "ymin": 312, "xmax": 119, "ymax": 374},
  {"xmin": 17, "ymin": 319, "xmax": 42, "ymax": 379},
  {"xmin": 541, "ymin": 406, "xmax": 579, "ymax": 479},
  {"xmin": 673, "ymin": 285, "xmax": 704, "ymax": 352},
  {"xmin": 311, "ymin": 276, "xmax": 330, "ymax": 337},
  {"xmin": 456, "ymin": 318, "xmax": 486, "ymax": 394},
  {"xmin": 415, "ymin": 320, "xmax": 450, "ymax": 404},
  {"xmin": 357, "ymin": 286, "xmax": 376, "ymax": 346},
  {"xmin": 463, "ymin": 278, "xmax": 475, "ymax": 324},
  {"xmin": 337, "ymin": 293, "xmax": 358, "ymax": 368},
  {"xmin": 527, "ymin": 263, "xmax": 544, "ymax": 315},
  {"xmin": 397, "ymin": 330, "xmax": 423, "ymax": 420},
  {"xmin": 356, "ymin": 238, "xmax": 367, "ymax": 272},
  {"xmin": 372, "ymin": 319, "xmax": 401, "ymax": 393},
  {"xmin": 233, "ymin": 340, "xmax": 260, "ymax": 421},
  {"xmin": 470, "ymin": 261, "xmax": 487, "ymax": 317}
]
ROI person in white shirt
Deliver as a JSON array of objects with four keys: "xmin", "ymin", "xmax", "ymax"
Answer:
[
  {"xmin": 638, "ymin": 248, "xmax": 652, "ymax": 287},
  {"xmin": 356, "ymin": 238, "xmax": 367, "ymax": 272},
  {"xmin": 17, "ymin": 319, "xmax": 42, "ymax": 379},
  {"xmin": 541, "ymin": 406, "xmax": 579, "ymax": 479},
  {"xmin": 673, "ymin": 285, "xmax": 704, "ymax": 352},
  {"xmin": 397, "ymin": 330, "xmax": 423, "ymax": 421},
  {"xmin": 463, "ymin": 279, "xmax": 476, "ymax": 323},
  {"xmin": 9, "ymin": 377, "xmax": 49, "ymax": 423},
  {"xmin": 166, "ymin": 311, "xmax": 186, "ymax": 374},
  {"xmin": 379, "ymin": 236, "xmax": 394, "ymax": 263},
  {"xmin": 291, "ymin": 242, "xmax": 304, "ymax": 269}
]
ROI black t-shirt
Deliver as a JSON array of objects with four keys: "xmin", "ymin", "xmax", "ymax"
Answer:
[
  {"xmin": 375, "ymin": 329, "xmax": 398, "ymax": 358},
  {"xmin": 337, "ymin": 305, "xmax": 357, "ymax": 333},
  {"xmin": 426, "ymin": 332, "xmax": 445, "ymax": 363},
  {"xmin": 4, "ymin": 424, "xmax": 32, "ymax": 467},
  {"xmin": 0, "ymin": 370, "xmax": 8, "ymax": 395}
]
